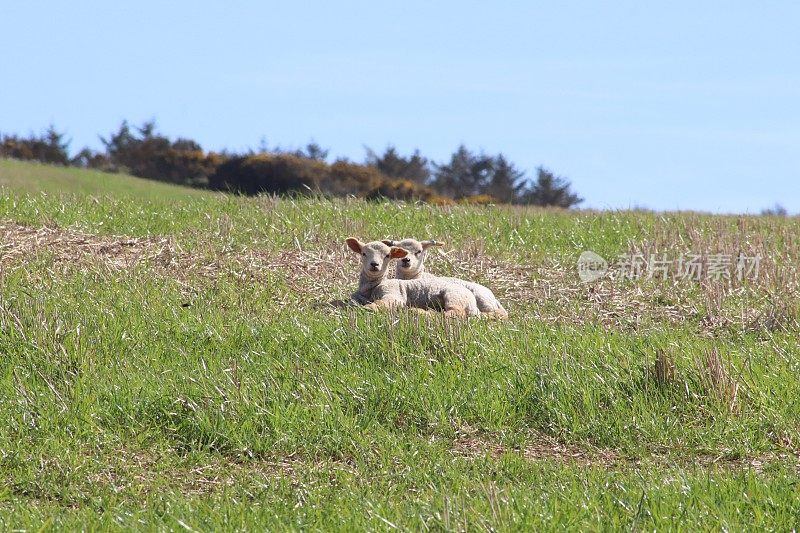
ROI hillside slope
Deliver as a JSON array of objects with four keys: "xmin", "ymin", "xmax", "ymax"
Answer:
[
  {"xmin": 0, "ymin": 158, "xmax": 208, "ymax": 199},
  {"xmin": 0, "ymin": 163, "xmax": 799, "ymax": 530}
]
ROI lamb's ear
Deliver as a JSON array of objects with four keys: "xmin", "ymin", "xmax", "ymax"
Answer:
[
  {"xmin": 389, "ymin": 246, "xmax": 408, "ymax": 259},
  {"xmin": 421, "ymin": 240, "xmax": 445, "ymax": 250},
  {"xmin": 346, "ymin": 238, "xmax": 364, "ymax": 253},
  {"xmin": 381, "ymin": 240, "xmax": 395, "ymax": 247}
]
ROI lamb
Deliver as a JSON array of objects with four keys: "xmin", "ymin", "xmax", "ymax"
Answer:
[
  {"xmin": 346, "ymin": 238, "xmax": 479, "ymax": 317},
  {"xmin": 383, "ymin": 238, "xmax": 508, "ymax": 319}
]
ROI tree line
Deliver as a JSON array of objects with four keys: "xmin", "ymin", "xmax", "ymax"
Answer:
[{"xmin": 0, "ymin": 122, "xmax": 583, "ymax": 207}]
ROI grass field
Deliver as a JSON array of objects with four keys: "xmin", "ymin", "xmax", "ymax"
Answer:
[
  {"xmin": 1, "ymin": 158, "xmax": 799, "ymax": 530},
  {"xmin": 0, "ymin": 159, "xmax": 209, "ymax": 200}
]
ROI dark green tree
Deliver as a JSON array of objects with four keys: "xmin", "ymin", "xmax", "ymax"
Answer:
[
  {"xmin": 365, "ymin": 145, "xmax": 430, "ymax": 184},
  {"xmin": 521, "ymin": 166, "xmax": 583, "ymax": 208},
  {"xmin": 100, "ymin": 120, "xmax": 220, "ymax": 187},
  {"xmin": 294, "ymin": 141, "xmax": 329, "ymax": 162},
  {"xmin": 267, "ymin": 141, "xmax": 330, "ymax": 161},
  {"xmin": 71, "ymin": 147, "xmax": 109, "ymax": 169},
  {"xmin": 0, "ymin": 125, "xmax": 70, "ymax": 165},
  {"xmin": 430, "ymin": 145, "xmax": 492, "ymax": 199},
  {"xmin": 43, "ymin": 125, "xmax": 71, "ymax": 164},
  {"xmin": 761, "ymin": 203, "xmax": 788, "ymax": 216},
  {"xmin": 485, "ymin": 154, "xmax": 527, "ymax": 203}
]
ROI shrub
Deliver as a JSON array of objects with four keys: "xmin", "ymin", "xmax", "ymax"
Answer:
[
  {"xmin": 520, "ymin": 166, "xmax": 583, "ymax": 208},
  {"xmin": 367, "ymin": 178, "xmax": 443, "ymax": 203},
  {"xmin": 327, "ymin": 160, "xmax": 386, "ymax": 197},
  {"xmin": 101, "ymin": 121, "xmax": 222, "ymax": 187},
  {"xmin": 209, "ymin": 154, "xmax": 326, "ymax": 195},
  {"xmin": 209, "ymin": 154, "xmax": 447, "ymax": 203},
  {"xmin": 457, "ymin": 194, "xmax": 497, "ymax": 205},
  {"xmin": 0, "ymin": 126, "xmax": 70, "ymax": 166},
  {"xmin": 365, "ymin": 146, "xmax": 431, "ymax": 184}
]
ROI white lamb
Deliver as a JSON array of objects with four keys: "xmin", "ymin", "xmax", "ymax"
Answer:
[
  {"xmin": 346, "ymin": 238, "xmax": 479, "ymax": 317},
  {"xmin": 383, "ymin": 238, "xmax": 508, "ymax": 319}
]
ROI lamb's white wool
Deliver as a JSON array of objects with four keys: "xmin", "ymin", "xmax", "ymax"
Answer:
[
  {"xmin": 346, "ymin": 238, "xmax": 479, "ymax": 317},
  {"xmin": 383, "ymin": 238, "xmax": 508, "ymax": 319}
]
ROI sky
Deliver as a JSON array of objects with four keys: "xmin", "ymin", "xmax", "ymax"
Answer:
[{"xmin": 1, "ymin": 1, "xmax": 798, "ymax": 213}]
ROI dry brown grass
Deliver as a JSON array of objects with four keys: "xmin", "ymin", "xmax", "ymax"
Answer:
[
  {"xmin": 697, "ymin": 347, "xmax": 740, "ymax": 412},
  {"xmin": 1, "ymin": 220, "xmax": 798, "ymax": 332},
  {"xmin": 0, "ymin": 222, "xmax": 175, "ymax": 271},
  {"xmin": 9, "ymin": 442, "xmax": 363, "ymax": 501},
  {"xmin": 451, "ymin": 426, "xmax": 615, "ymax": 466},
  {"xmin": 451, "ymin": 427, "xmax": 800, "ymax": 472},
  {"xmin": 82, "ymin": 447, "xmax": 328, "ymax": 497},
  {"xmin": 651, "ymin": 349, "xmax": 678, "ymax": 386}
]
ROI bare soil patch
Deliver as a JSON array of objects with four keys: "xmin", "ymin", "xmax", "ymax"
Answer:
[
  {"xmin": 451, "ymin": 429, "xmax": 800, "ymax": 472},
  {"xmin": 452, "ymin": 427, "xmax": 615, "ymax": 467}
]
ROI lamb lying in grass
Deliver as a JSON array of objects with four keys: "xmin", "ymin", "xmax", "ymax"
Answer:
[
  {"xmin": 383, "ymin": 238, "xmax": 508, "ymax": 319},
  {"xmin": 346, "ymin": 238, "xmax": 479, "ymax": 317}
]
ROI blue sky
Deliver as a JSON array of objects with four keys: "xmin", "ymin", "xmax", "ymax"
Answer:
[{"xmin": 1, "ymin": 1, "xmax": 798, "ymax": 213}]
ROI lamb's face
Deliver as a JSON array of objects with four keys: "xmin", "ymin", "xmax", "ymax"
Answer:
[
  {"xmin": 346, "ymin": 238, "xmax": 407, "ymax": 279},
  {"xmin": 383, "ymin": 238, "xmax": 443, "ymax": 278},
  {"xmin": 393, "ymin": 239, "xmax": 426, "ymax": 277}
]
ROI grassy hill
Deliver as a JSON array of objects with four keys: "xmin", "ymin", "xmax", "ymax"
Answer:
[
  {"xmin": 1, "ymin": 160, "xmax": 799, "ymax": 530},
  {"xmin": 0, "ymin": 158, "xmax": 208, "ymax": 200}
]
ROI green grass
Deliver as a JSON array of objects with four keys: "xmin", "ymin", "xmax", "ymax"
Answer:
[
  {"xmin": 1, "ymin": 160, "xmax": 799, "ymax": 530},
  {"xmin": 0, "ymin": 158, "xmax": 209, "ymax": 200}
]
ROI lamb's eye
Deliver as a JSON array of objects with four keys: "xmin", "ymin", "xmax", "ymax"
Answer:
[
  {"xmin": 415, "ymin": 251, "xmax": 421, "ymax": 256},
  {"xmin": 362, "ymin": 253, "xmax": 366, "ymax": 256},
  {"xmin": 385, "ymin": 254, "xmax": 391, "ymax": 258}
]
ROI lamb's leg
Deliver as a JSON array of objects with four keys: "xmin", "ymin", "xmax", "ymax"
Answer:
[
  {"xmin": 350, "ymin": 291, "xmax": 372, "ymax": 306},
  {"xmin": 480, "ymin": 309, "xmax": 509, "ymax": 320},
  {"xmin": 367, "ymin": 299, "xmax": 432, "ymax": 315},
  {"xmin": 364, "ymin": 298, "xmax": 403, "ymax": 312},
  {"xmin": 479, "ymin": 302, "xmax": 508, "ymax": 319},
  {"xmin": 443, "ymin": 306, "xmax": 468, "ymax": 318},
  {"xmin": 442, "ymin": 292, "xmax": 478, "ymax": 318}
]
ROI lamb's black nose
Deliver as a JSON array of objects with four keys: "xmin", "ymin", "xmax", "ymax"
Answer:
[
  {"xmin": 370, "ymin": 261, "xmax": 379, "ymax": 268},
  {"xmin": 401, "ymin": 257, "xmax": 411, "ymax": 263}
]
